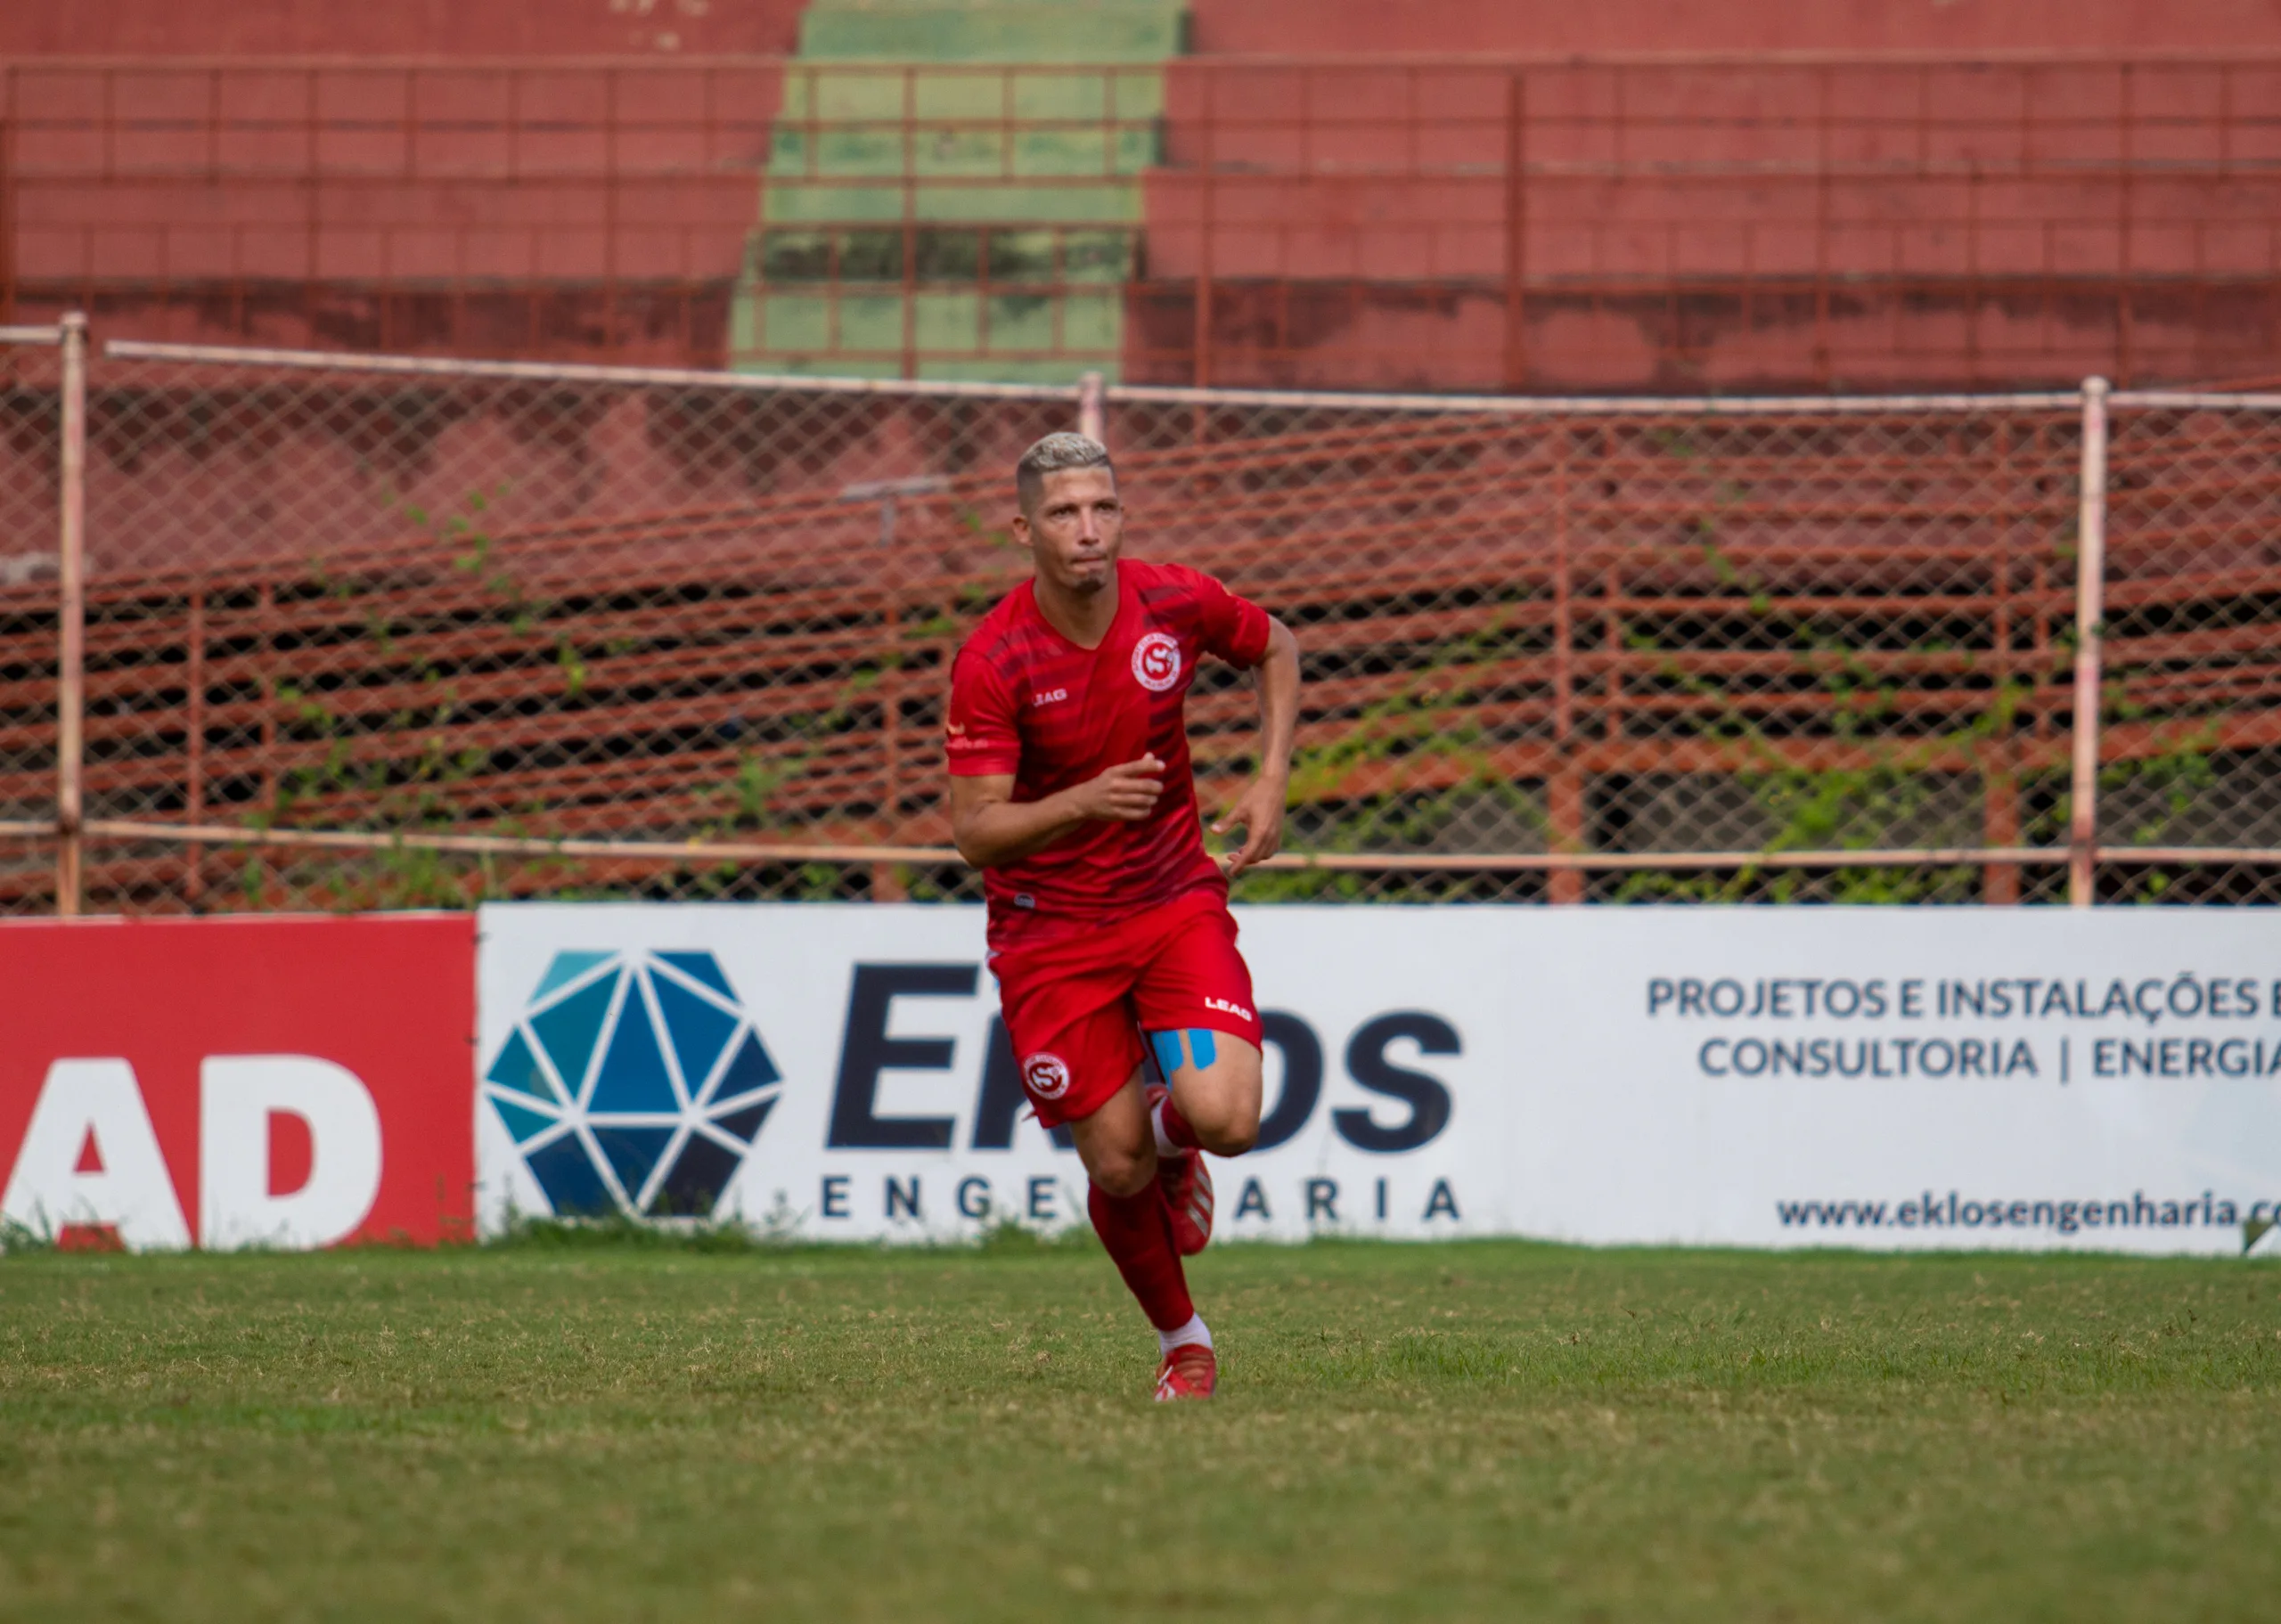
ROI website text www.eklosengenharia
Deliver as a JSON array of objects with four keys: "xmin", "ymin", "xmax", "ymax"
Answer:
[{"xmin": 1776, "ymin": 1191, "xmax": 2277, "ymax": 1234}]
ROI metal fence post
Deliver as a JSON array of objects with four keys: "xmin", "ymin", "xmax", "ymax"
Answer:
[
  {"xmin": 899, "ymin": 66, "xmax": 918, "ymax": 381},
  {"xmin": 1193, "ymin": 77, "xmax": 1215, "ymax": 388},
  {"xmin": 1501, "ymin": 69, "xmax": 1528, "ymax": 391},
  {"xmin": 1, "ymin": 69, "xmax": 17, "ymax": 325},
  {"xmin": 55, "ymin": 310, "xmax": 87, "ymax": 916},
  {"xmin": 2068, "ymin": 376, "xmax": 2110, "ymax": 908},
  {"xmin": 1077, "ymin": 370, "xmax": 1105, "ymax": 444}
]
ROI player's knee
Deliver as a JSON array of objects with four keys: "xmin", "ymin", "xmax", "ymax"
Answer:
[
  {"xmin": 1195, "ymin": 1114, "xmax": 1258, "ymax": 1157},
  {"xmin": 1087, "ymin": 1144, "xmax": 1157, "ymax": 1198},
  {"xmin": 1206, "ymin": 1118, "xmax": 1258, "ymax": 1156},
  {"xmin": 1181, "ymin": 1081, "xmax": 1261, "ymax": 1157}
]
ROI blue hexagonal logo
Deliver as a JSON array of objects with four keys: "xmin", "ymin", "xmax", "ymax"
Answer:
[{"xmin": 483, "ymin": 950, "xmax": 781, "ymax": 1218}]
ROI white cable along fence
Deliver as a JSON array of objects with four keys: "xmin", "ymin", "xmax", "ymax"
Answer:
[{"xmin": 1, "ymin": 317, "xmax": 2277, "ymax": 914}]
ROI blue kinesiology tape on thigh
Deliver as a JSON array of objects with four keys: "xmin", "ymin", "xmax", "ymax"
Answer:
[{"xmin": 1147, "ymin": 1028, "xmax": 1219, "ymax": 1075}]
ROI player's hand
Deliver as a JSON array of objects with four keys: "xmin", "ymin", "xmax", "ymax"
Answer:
[
  {"xmin": 1214, "ymin": 775, "xmax": 1287, "ymax": 877},
  {"xmin": 1071, "ymin": 755, "xmax": 1165, "ymax": 822}
]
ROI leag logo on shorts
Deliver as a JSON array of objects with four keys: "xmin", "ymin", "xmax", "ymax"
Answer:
[
  {"xmin": 1022, "ymin": 1052, "xmax": 1073, "ymax": 1099},
  {"xmin": 1131, "ymin": 632, "xmax": 1182, "ymax": 692}
]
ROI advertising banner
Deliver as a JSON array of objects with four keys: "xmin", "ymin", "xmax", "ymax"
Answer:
[
  {"xmin": 476, "ymin": 903, "xmax": 2281, "ymax": 1253},
  {"xmin": 0, "ymin": 914, "xmax": 477, "ymax": 1249}
]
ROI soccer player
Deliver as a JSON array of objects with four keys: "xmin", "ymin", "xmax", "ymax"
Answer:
[{"xmin": 945, "ymin": 431, "xmax": 1302, "ymax": 1402}]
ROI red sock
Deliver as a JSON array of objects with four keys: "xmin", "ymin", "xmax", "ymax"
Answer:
[
  {"xmin": 1156, "ymin": 1093, "xmax": 1200, "ymax": 1153},
  {"xmin": 1087, "ymin": 1182, "xmax": 1195, "ymax": 1332}
]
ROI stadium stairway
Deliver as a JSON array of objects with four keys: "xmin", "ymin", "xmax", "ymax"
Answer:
[{"xmin": 729, "ymin": 0, "xmax": 1190, "ymax": 380}]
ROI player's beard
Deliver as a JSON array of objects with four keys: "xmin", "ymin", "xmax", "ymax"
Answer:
[{"xmin": 1062, "ymin": 551, "xmax": 1114, "ymax": 594}]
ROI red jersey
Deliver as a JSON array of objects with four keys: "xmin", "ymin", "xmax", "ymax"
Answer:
[{"xmin": 945, "ymin": 559, "xmax": 1272, "ymax": 938}]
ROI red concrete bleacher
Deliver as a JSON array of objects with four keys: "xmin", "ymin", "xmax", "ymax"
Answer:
[
  {"xmin": 9, "ymin": 2, "xmax": 2280, "ymax": 387},
  {"xmin": 1139, "ymin": 34, "xmax": 2281, "ymax": 389},
  {"xmin": 1, "ymin": 5, "xmax": 808, "ymax": 363},
  {"xmin": 0, "ymin": 2, "xmax": 809, "ymax": 59},
  {"xmin": 1186, "ymin": 0, "xmax": 2281, "ymax": 55}
]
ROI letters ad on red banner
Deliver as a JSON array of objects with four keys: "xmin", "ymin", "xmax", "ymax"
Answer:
[{"xmin": 0, "ymin": 914, "xmax": 475, "ymax": 1250}]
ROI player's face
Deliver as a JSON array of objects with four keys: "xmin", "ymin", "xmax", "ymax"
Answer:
[{"xmin": 1013, "ymin": 467, "xmax": 1124, "ymax": 596}]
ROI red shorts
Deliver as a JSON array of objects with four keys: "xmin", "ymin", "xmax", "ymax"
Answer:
[{"xmin": 989, "ymin": 887, "xmax": 1264, "ymax": 1128}]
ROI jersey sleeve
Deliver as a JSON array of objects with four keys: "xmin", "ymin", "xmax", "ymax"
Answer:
[
  {"xmin": 944, "ymin": 647, "xmax": 1022, "ymax": 777},
  {"xmin": 1190, "ymin": 569, "xmax": 1273, "ymax": 667}
]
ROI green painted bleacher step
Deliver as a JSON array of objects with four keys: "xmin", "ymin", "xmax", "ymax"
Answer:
[
  {"xmin": 797, "ymin": 1, "xmax": 1187, "ymax": 63},
  {"xmin": 731, "ymin": 0, "xmax": 1188, "ymax": 381}
]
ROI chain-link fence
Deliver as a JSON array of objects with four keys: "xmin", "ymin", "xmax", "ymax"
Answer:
[
  {"xmin": 0, "ymin": 324, "xmax": 66, "ymax": 913},
  {"xmin": 2098, "ymin": 391, "xmax": 2281, "ymax": 902},
  {"xmin": 0, "ymin": 321, "xmax": 2275, "ymax": 912}
]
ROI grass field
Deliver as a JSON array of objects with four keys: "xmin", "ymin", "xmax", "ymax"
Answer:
[{"xmin": 4, "ymin": 1235, "xmax": 2279, "ymax": 1622}]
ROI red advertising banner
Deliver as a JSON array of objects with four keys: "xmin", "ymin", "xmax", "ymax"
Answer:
[{"xmin": 0, "ymin": 914, "xmax": 475, "ymax": 1249}]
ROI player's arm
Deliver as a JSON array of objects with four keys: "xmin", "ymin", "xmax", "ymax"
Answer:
[
  {"xmin": 1214, "ymin": 615, "xmax": 1301, "ymax": 876},
  {"xmin": 951, "ymin": 756, "xmax": 1166, "ymax": 869}
]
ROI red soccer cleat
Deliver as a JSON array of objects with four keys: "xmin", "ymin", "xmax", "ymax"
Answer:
[
  {"xmin": 1154, "ymin": 1343, "xmax": 1217, "ymax": 1402},
  {"xmin": 1149, "ymin": 1084, "xmax": 1214, "ymax": 1256}
]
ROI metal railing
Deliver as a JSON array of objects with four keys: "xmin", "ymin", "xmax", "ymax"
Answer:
[{"xmin": 3, "ymin": 320, "xmax": 2279, "ymax": 910}]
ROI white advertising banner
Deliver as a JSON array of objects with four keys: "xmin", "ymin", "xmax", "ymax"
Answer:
[{"xmin": 476, "ymin": 903, "xmax": 2281, "ymax": 1253}]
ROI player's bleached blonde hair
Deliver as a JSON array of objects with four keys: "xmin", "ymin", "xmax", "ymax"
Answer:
[{"xmin": 1015, "ymin": 431, "xmax": 1115, "ymax": 513}]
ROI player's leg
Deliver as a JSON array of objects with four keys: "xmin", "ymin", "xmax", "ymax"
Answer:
[
  {"xmin": 1140, "ymin": 1028, "xmax": 1258, "ymax": 1257},
  {"xmin": 1008, "ymin": 1000, "xmax": 1216, "ymax": 1400},
  {"xmin": 1064, "ymin": 1060, "xmax": 1155, "ymax": 1196},
  {"xmin": 1146, "ymin": 1025, "xmax": 1263, "ymax": 1158},
  {"xmin": 1133, "ymin": 901, "xmax": 1267, "ymax": 1255}
]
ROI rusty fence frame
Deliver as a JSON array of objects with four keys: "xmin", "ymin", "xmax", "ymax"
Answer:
[{"xmin": 5, "ymin": 322, "xmax": 2281, "ymax": 911}]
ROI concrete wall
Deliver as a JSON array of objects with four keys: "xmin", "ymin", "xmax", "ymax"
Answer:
[
  {"xmin": 11, "ymin": 0, "xmax": 2278, "ymax": 385},
  {"xmin": 1190, "ymin": 0, "xmax": 2281, "ymax": 55},
  {"xmin": 16, "ymin": 0, "xmax": 2278, "ymax": 61},
  {"xmin": 0, "ymin": 1, "xmax": 808, "ymax": 57},
  {"xmin": 4, "ymin": 57, "xmax": 788, "ymax": 364},
  {"xmin": 1136, "ymin": 47, "xmax": 2281, "ymax": 389}
]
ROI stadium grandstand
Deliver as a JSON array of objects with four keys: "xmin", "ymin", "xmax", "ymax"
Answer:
[{"xmin": 4, "ymin": 0, "xmax": 2279, "ymax": 388}]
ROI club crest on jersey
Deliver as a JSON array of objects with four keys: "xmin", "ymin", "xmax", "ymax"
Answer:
[
  {"xmin": 1022, "ymin": 1052, "xmax": 1073, "ymax": 1099},
  {"xmin": 1131, "ymin": 632, "xmax": 1182, "ymax": 692}
]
